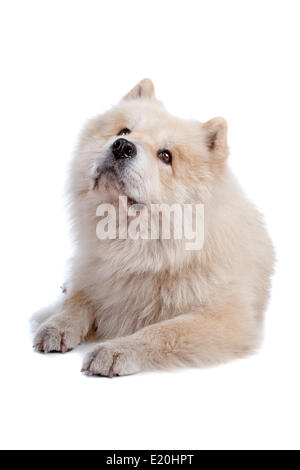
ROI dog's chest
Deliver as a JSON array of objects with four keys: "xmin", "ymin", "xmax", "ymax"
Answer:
[
  {"xmin": 84, "ymin": 257, "xmax": 208, "ymax": 340},
  {"xmin": 86, "ymin": 266, "xmax": 163, "ymax": 337}
]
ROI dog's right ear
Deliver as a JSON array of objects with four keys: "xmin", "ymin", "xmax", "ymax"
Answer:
[{"xmin": 123, "ymin": 78, "xmax": 155, "ymax": 101}]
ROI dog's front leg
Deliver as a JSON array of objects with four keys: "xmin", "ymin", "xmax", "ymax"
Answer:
[
  {"xmin": 34, "ymin": 291, "xmax": 94, "ymax": 353},
  {"xmin": 82, "ymin": 298, "xmax": 259, "ymax": 376}
]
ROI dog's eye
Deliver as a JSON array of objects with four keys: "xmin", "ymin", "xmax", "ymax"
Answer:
[
  {"xmin": 118, "ymin": 128, "xmax": 131, "ymax": 136},
  {"xmin": 158, "ymin": 149, "xmax": 172, "ymax": 165}
]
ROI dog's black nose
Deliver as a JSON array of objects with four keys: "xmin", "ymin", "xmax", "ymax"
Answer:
[{"xmin": 112, "ymin": 138, "xmax": 137, "ymax": 160}]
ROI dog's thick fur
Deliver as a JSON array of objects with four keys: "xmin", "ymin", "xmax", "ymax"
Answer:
[{"xmin": 33, "ymin": 79, "xmax": 274, "ymax": 376}]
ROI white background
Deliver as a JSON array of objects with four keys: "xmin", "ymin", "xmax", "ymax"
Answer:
[{"xmin": 0, "ymin": 0, "xmax": 299, "ymax": 450}]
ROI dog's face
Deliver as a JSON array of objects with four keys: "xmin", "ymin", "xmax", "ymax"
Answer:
[{"xmin": 73, "ymin": 79, "xmax": 229, "ymax": 207}]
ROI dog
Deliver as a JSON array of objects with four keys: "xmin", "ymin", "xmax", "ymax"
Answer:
[{"xmin": 33, "ymin": 79, "xmax": 275, "ymax": 377}]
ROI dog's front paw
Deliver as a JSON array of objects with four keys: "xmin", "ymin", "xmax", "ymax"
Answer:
[
  {"xmin": 81, "ymin": 339, "xmax": 142, "ymax": 377},
  {"xmin": 34, "ymin": 323, "xmax": 82, "ymax": 353}
]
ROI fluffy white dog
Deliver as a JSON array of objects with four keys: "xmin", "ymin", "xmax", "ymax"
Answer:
[{"xmin": 33, "ymin": 79, "xmax": 274, "ymax": 377}]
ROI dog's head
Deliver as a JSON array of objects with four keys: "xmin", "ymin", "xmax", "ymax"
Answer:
[{"xmin": 72, "ymin": 79, "xmax": 229, "ymax": 207}]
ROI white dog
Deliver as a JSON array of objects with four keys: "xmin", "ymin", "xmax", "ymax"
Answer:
[{"xmin": 33, "ymin": 79, "xmax": 274, "ymax": 377}]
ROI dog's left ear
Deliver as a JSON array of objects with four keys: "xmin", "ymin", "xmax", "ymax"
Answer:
[
  {"xmin": 202, "ymin": 117, "xmax": 228, "ymax": 160},
  {"xmin": 123, "ymin": 78, "xmax": 155, "ymax": 101}
]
